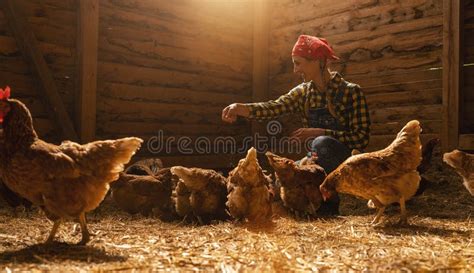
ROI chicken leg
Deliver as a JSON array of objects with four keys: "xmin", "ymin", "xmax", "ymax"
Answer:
[
  {"xmin": 371, "ymin": 206, "xmax": 386, "ymax": 225},
  {"xmin": 46, "ymin": 219, "xmax": 61, "ymax": 244},
  {"xmin": 398, "ymin": 196, "xmax": 408, "ymax": 225},
  {"xmin": 368, "ymin": 198, "xmax": 385, "ymax": 225},
  {"xmin": 78, "ymin": 212, "xmax": 90, "ymax": 245}
]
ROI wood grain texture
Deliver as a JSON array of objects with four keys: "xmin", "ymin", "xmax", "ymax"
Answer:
[
  {"xmin": 442, "ymin": 0, "xmax": 462, "ymax": 151},
  {"xmin": 0, "ymin": 0, "xmax": 76, "ymax": 141},
  {"xmin": 252, "ymin": 0, "xmax": 271, "ymax": 137},
  {"xmin": 76, "ymin": 0, "xmax": 98, "ymax": 143},
  {"xmin": 267, "ymin": 0, "xmax": 443, "ymax": 151},
  {"xmin": 1, "ymin": 0, "xmax": 78, "ymax": 141},
  {"xmin": 462, "ymin": 4, "xmax": 474, "ymax": 137}
]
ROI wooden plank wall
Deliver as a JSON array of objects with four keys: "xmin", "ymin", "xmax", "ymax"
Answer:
[
  {"xmin": 0, "ymin": 0, "xmax": 449, "ymax": 166},
  {"xmin": 0, "ymin": 0, "xmax": 76, "ymax": 143},
  {"xmin": 463, "ymin": 0, "xmax": 474, "ymax": 134},
  {"xmin": 97, "ymin": 0, "xmax": 254, "ymax": 168},
  {"xmin": 268, "ymin": 0, "xmax": 443, "ymax": 151}
]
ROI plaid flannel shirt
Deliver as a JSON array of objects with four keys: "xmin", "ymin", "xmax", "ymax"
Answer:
[{"xmin": 245, "ymin": 72, "xmax": 371, "ymax": 150}]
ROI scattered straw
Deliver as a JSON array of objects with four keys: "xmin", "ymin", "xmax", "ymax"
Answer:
[{"xmin": 0, "ymin": 152, "xmax": 473, "ymax": 271}]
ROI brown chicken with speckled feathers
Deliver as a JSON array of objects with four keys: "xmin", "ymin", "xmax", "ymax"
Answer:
[
  {"xmin": 226, "ymin": 147, "xmax": 272, "ymax": 223},
  {"xmin": 111, "ymin": 168, "xmax": 177, "ymax": 220},
  {"xmin": 266, "ymin": 151, "xmax": 326, "ymax": 218},
  {"xmin": 0, "ymin": 87, "xmax": 142, "ymax": 244},
  {"xmin": 320, "ymin": 120, "xmax": 422, "ymax": 225},
  {"xmin": 443, "ymin": 150, "xmax": 474, "ymax": 196},
  {"xmin": 171, "ymin": 166, "xmax": 228, "ymax": 224}
]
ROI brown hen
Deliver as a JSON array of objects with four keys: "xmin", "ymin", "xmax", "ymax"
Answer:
[
  {"xmin": 0, "ymin": 94, "xmax": 142, "ymax": 244},
  {"xmin": 320, "ymin": 120, "xmax": 422, "ymax": 225},
  {"xmin": 443, "ymin": 150, "xmax": 474, "ymax": 195},
  {"xmin": 171, "ymin": 166, "xmax": 228, "ymax": 224},
  {"xmin": 111, "ymin": 168, "xmax": 177, "ymax": 220},
  {"xmin": 266, "ymin": 151, "xmax": 326, "ymax": 218},
  {"xmin": 226, "ymin": 147, "xmax": 272, "ymax": 223}
]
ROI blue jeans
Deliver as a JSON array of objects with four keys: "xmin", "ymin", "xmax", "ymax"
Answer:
[
  {"xmin": 311, "ymin": 136, "xmax": 352, "ymax": 174},
  {"xmin": 310, "ymin": 136, "xmax": 351, "ymax": 216}
]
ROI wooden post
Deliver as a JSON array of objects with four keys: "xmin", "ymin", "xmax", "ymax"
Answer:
[
  {"xmin": 252, "ymin": 0, "xmax": 270, "ymax": 137},
  {"xmin": 1, "ymin": 0, "xmax": 79, "ymax": 141},
  {"xmin": 76, "ymin": 0, "xmax": 99, "ymax": 143},
  {"xmin": 442, "ymin": 0, "xmax": 463, "ymax": 152}
]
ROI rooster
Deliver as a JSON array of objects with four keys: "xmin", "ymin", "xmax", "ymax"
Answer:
[
  {"xmin": 443, "ymin": 150, "xmax": 474, "ymax": 195},
  {"xmin": 171, "ymin": 166, "xmax": 228, "ymax": 224},
  {"xmin": 266, "ymin": 151, "xmax": 326, "ymax": 218},
  {"xmin": 226, "ymin": 147, "xmax": 272, "ymax": 223},
  {"xmin": 320, "ymin": 120, "xmax": 422, "ymax": 225},
  {"xmin": 0, "ymin": 87, "xmax": 143, "ymax": 244}
]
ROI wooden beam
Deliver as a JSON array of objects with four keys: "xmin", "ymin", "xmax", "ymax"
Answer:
[
  {"xmin": 442, "ymin": 0, "xmax": 463, "ymax": 152},
  {"xmin": 251, "ymin": 0, "xmax": 270, "ymax": 136},
  {"xmin": 76, "ymin": 0, "xmax": 99, "ymax": 143},
  {"xmin": 1, "ymin": 0, "xmax": 78, "ymax": 141}
]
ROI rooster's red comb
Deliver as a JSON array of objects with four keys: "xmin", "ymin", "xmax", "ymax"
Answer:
[{"xmin": 0, "ymin": 86, "xmax": 11, "ymax": 100}]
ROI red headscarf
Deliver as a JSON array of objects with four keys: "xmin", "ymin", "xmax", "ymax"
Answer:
[{"xmin": 292, "ymin": 35, "xmax": 339, "ymax": 62}]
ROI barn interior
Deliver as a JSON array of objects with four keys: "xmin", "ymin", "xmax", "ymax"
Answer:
[{"xmin": 0, "ymin": 0, "xmax": 473, "ymax": 271}]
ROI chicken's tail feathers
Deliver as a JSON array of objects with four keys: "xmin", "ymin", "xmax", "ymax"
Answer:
[
  {"xmin": 242, "ymin": 147, "xmax": 258, "ymax": 169},
  {"xmin": 109, "ymin": 137, "xmax": 144, "ymax": 173},
  {"xmin": 116, "ymin": 137, "xmax": 143, "ymax": 155},
  {"xmin": 397, "ymin": 120, "xmax": 421, "ymax": 141},
  {"xmin": 386, "ymin": 120, "xmax": 422, "ymax": 169},
  {"xmin": 232, "ymin": 147, "xmax": 267, "ymax": 187},
  {"xmin": 76, "ymin": 137, "xmax": 143, "ymax": 184}
]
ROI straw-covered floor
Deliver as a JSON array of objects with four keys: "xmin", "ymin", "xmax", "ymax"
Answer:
[{"xmin": 0, "ymin": 154, "xmax": 473, "ymax": 272}]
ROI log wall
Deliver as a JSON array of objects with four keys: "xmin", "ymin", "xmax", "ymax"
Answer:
[
  {"xmin": 97, "ymin": 0, "xmax": 254, "ymax": 167},
  {"xmin": 463, "ymin": 0, "xmax": 474, "ymax": 134},
  {"xmin": 0, "ymin": 0, "xmax": 76, "ymax": 142},
  {"xmin": 0, "ymin": 1, "xmax": 461, "ymax": 166},
  {"xmin": 268, "ymin": 0, "xmax": 443, "ymax": 151},
  {"xmin": 0, "ymin": 0, "xmax": 255, "ymax": 168}
]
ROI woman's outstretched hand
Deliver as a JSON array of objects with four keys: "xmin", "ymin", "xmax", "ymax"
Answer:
[
  {"xmin": 221, "ymin": 103, "xmax": 250, "ymax": 123},
  {"xmin": 290, "ymin": 128, "xmax": 325, "ymax": 142}
]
